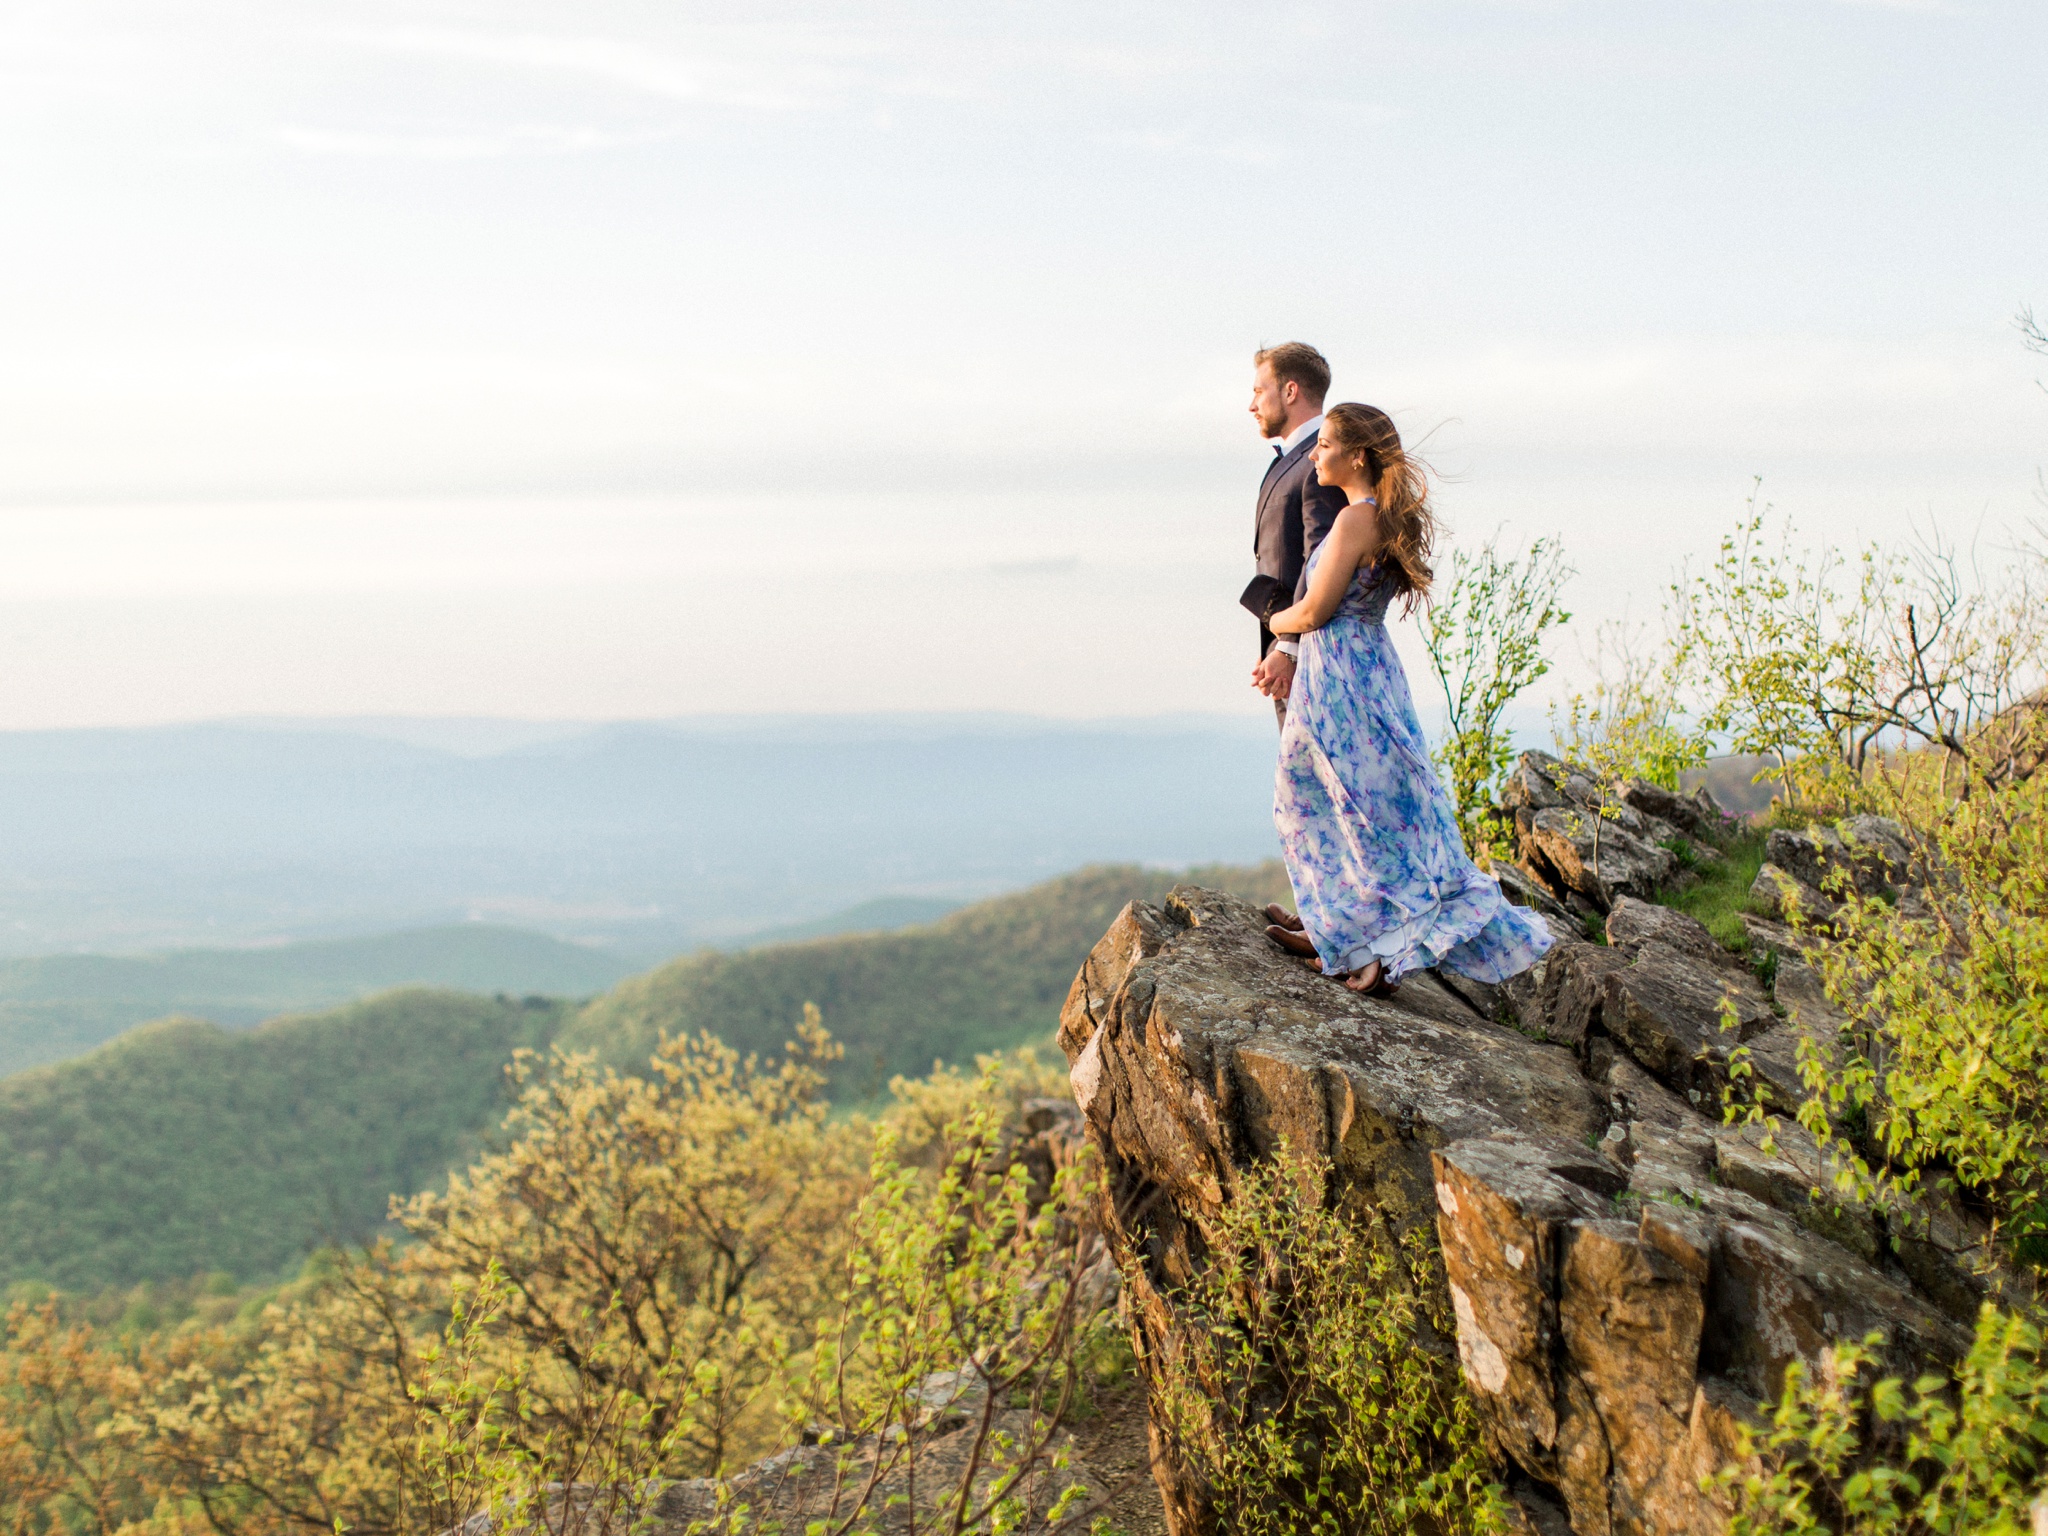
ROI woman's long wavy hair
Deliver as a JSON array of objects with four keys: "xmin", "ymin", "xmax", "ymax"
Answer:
[{"xmin": 1323, "ymin": 402, "xmax": 1436, "ymax": 612}]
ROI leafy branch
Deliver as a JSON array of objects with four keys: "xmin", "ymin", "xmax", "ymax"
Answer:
[{"xmin": 1421, "ymin": 533, "xmax": 1574, "ymax": 858}]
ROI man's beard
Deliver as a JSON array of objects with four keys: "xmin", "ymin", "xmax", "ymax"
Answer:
[{"xmin": 1254, "ymin": 409, "xmax": 1286, "ymax": 438}]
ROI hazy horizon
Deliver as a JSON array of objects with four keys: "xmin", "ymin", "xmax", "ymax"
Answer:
[{"xmin": 0, "ymin": 711, "xmax": 1293, "ymax": 958}]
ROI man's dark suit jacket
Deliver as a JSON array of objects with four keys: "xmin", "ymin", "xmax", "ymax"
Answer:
[{"xmin": 1253, "ymin": 433, "xmax": 1347, "ymax": 658}]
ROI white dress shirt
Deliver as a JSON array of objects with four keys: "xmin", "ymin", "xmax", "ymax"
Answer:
[
  {"xmin": 1275, "ymin": 413, "xmax": 1324, "ymax": 456},
  {"xmin": 1268, "ymin": 414, "xmax": 1324, "ymax": 657}
]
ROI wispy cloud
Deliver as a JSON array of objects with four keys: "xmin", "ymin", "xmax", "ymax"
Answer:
[
  {"xmin": 278, "ymin": 122, "xmax": 679, "ymax": 159},
  {"xmin": 340, "ymin": 24, "xmax": 864, "ymax": 114},
  {"xmin": 276, "ymin": 22, "xmax": 906, "ymax": 161},
  {"xmin": 1817, "ymin": 0, "xmax": 1957, "ymax": 11},
  {"xmin": 1058, "ymin": 43, "xmax": 1213, "ymax": 84},
  {"xmin": 328, "ymin": 20, "xmax": 1294, "ymax": 128},
  {"xmin": 1103, "ymin": 98, "xmax": 1400, "ymax": 167},
  {"xmin": 1100, "ymin": 127, "xmax": 1281, "ymax": 166}
]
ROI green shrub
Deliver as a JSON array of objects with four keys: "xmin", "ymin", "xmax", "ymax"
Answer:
[
  {"xmin": 1147, "ymin": 1153, "xmax": 1507, "ymax": 1536},
  {"xmin": 686, "ymin": 1059, "xmax": 1115, "ymax": 1535},
  {"xmin": 1785, "ymin": 767, "xmax": 2048, "ymax": 1257},
  {"xmin": 1716, "ymin": 1305, "xmax": 2048, "ymax": 1534},
  {"xmin": 1552, "ymin": 618, "xmax": 1710, "ymax": 794},
  {"xmin": 1421, "ymin": 534, "xmax": 1574, "ymax": 859}
]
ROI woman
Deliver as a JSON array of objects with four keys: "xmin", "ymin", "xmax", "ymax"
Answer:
[{"xmin": 1260, "ymin": 403, "xmax": 1553, "ymax": 995}]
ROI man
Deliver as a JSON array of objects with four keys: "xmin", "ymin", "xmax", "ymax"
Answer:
[{"xmin": 1246, "ymin": 342, "xmax": 1346, "ymax": 716}]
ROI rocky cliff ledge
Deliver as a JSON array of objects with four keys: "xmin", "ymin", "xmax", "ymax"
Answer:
[{"xmin": 1059, "ymin": 884, "xmax": 1985, "ymax": 1536}]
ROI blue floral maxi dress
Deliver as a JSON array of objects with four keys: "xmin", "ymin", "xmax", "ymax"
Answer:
[{"xmin": 1274, "ymin": 545, "xmax": 1555, "ymax": 984}]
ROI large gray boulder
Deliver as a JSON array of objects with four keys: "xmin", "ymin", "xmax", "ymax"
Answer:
[
  {"xmin": 1492, "ymin": 860, "xmax": 1580, "ymax": 927},
  {"xmin": 1503, "ymin": 900, "xmax": 1777, "ymax": 1111},
  {"xmin": 1621, "ymin": 780, "xmax": 1732, "ymax": 844},
  {"xmin": 1061, "ymin": 886, "xmax": 1975, "ymax": 1536},
  {"xmin": 1521, "ymin": 808, "xmax": 1679, "ymax": 910},
  {"xmin": 1747, "ymin": 861, "xmax": 1836, "ymax": 924},
  {"xmin": 1503, "ymin": 751, "xmax": 1726, "ymax": 914},
  {"xmin": 1765, "ymin": 818, "xmax": 1911, "ymax": 901}
]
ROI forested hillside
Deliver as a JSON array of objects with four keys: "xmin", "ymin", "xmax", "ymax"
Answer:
[
  {"xmin": 0, "ymin": 862, "xmax": 1286, "ymax": 1290},
  {"xmin": 0, "ymin": 991, "xmax": 566, "ymax": 1289},
  {"xmin": 559, "ymin": 861, "xmax": 1292, "ymax": 1099},
  {"xmin": 730, "ymin": 895, "xmax": 964, "ymax": 948}
]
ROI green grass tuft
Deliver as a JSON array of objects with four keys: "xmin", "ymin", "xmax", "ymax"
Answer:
[{"xmin": 1656, "ymin": 829, "xmax": 1768, "ymax": 951}]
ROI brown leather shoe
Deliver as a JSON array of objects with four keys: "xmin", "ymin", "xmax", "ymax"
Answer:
[
  {"xmin": 1264, "ymin": 903, "xmax": 1305, "ymax": 931},
  {"xmin": 1265, "ymin": 923, "xmax": 1316, "ymax": 957}
]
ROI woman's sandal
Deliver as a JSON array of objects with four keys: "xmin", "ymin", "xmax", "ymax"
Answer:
[
  {"xmin": 1264, "ymin": 922, "xmax": 1325, "ymax": 971},
  {"xmin": 1266, "ymin": 921, "xmax": 1394, "ymax": 993},
  {"xmin": 1265, "ymin": 923, "xmax": 1317, "ymax": 957}
]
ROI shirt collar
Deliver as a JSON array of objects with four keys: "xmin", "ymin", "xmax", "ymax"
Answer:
[{"xmin": 1275, "ymin": 413, "xmax": 1324, "ymax": 455}]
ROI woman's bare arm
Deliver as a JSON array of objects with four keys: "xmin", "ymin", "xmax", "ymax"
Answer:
[{"xmin": 1267, "ymin": 502, "xmax": 1378, "ymax": 636}]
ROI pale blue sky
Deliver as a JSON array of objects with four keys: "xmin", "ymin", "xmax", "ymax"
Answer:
[{"xmin": 0, "ymin": 0, "xmax": 2042, "ymax": 725}]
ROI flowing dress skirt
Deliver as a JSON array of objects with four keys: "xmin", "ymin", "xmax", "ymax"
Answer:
[{"xmin": 1274, "ymin": 601, "xmax": 1554, "ymax": 983}]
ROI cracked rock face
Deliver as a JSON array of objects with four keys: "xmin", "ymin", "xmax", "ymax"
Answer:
[
  {"xmin": 1521, "ymin": 807, "xmax": 1678, "ymax": 911},
  {"xmin": 1062, "ymin": 886, "xmax": 1974, "ymax": 1536},
  {"xmin": 1502, "ymin": 751, "xmax": 1730, "ymax": 916},
  {"xmin": 1502, "ymin": 751, "xmax": 1742, "ymax": 919}
]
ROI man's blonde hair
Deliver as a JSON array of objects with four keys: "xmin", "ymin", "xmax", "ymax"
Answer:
[{"xmin": 1253, "ymin": 342, "xmax": 1330, "ymax": 403}]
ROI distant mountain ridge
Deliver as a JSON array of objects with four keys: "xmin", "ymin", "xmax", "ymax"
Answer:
[
  {"xmin": 0, "ymin": 925, "xmax": 636, "ymax": 1079},
  {"xmin": 0, "ymin": 893, "xmax": 1035, "ymax": 1082},
  {"xmin": 729, "ymin": 896, "xmax": 966, "ymax": 950},
  {"xmin": 561, "ymin": 861, "xmax": 1293, "ymax": 1101}
]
